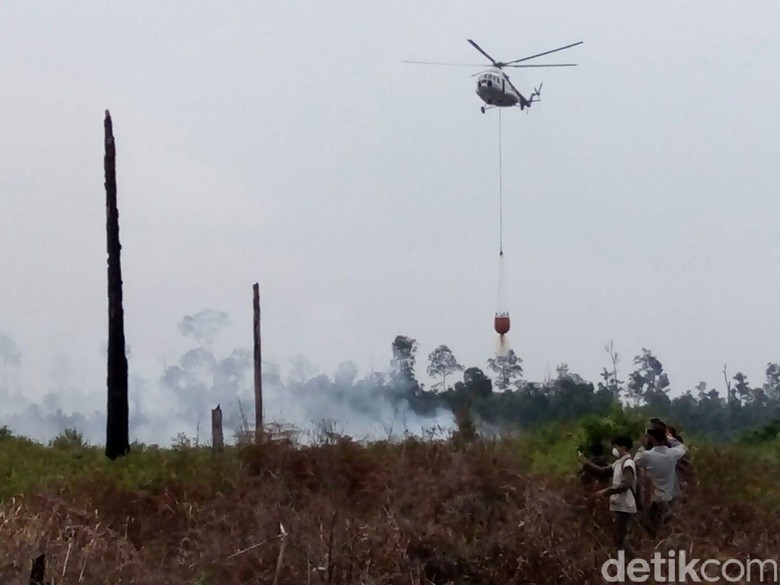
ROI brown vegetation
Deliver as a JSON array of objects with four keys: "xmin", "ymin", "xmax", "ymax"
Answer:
[{"xmin": 0, "ymin": 436, "xmax": 778, "ymax": 584}]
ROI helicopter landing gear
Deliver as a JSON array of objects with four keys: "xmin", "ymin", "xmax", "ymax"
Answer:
[{"xmin": 481, "ymin": 106, "xmax": 486, "ymax": 114}]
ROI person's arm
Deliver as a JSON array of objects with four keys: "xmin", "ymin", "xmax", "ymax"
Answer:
[
  {"xmin": 669, "ymin": 443, "xmax": 689, "ymax": 460},
  {"xmin": 581, "ymin": 460, "xmax": 611, "ymax": 473},
  {"xmin": 577, "ymin": 452, "xmax": 612, "ymax": 477},
  {"xmin": 601, "ymin": 466, "xmax": 634, "ymax": 496}
]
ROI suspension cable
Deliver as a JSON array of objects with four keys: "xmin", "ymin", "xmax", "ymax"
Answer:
[{"xmin": 498, "ymin": 107, "xmax": 504, "ymax": 256}]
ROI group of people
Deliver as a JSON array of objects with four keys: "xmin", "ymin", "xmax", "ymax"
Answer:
[{"xmin": 577, "ymin": 418, "xmax": 694, "ymax": 555}]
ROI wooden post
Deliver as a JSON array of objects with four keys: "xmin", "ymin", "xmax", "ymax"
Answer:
[
  {"xmin": 253, "ymin": 283, "xmax": 263, "ymax": 443},
  {"xmin": 104, "ymin": 110, "xmax": 130, "ymax": 460},
  {"xmin": 212, "ymin": 404, "xmax": 224, "ymax": 453}
]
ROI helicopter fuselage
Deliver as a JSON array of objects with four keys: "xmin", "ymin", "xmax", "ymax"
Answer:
[
  {"xmin": 404, "ymin": 38, "xmax": 581, "ymax": 113},
  {"xmin": 475, "ymin": 69, "xmax": 519, "ymax": 107}
]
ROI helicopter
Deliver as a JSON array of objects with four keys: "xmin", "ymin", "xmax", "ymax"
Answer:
[{"xmin": 404, "ymin": 39, "xmax": 582, "ymax": 113}]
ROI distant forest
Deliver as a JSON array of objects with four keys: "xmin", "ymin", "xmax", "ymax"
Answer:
[{"xmin": 373, "ymin": 335, "xmax": 780, "ymax": 440}]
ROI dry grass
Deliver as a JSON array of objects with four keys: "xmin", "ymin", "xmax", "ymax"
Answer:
[{"xmin": 0, "ymin": 434, "xmax": 778, "ymax": 584}]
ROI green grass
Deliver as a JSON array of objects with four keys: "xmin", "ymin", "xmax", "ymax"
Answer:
[
  {"xmin": 0, "ymin": 431, "xmax": 243, "ymax": 502},
  {"xmin": 2, "ymin": 413, "xmax": 779, "ymax": 507}
]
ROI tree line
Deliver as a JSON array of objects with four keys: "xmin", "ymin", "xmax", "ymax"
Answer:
[
  {"xmin": 3, "ymin": 319, "xmax": 779, "ymax": 442},
  {"xmin": 374, "ymin": 335, "xmax": 780, "ymax": 440}
]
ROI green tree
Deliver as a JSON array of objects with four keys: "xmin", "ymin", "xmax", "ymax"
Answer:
[
  {"xmin": 554, "ymin": 363, "xmax": 585, "ymax": 384},
  {"xmin": 391, "ymin": 335, "xmax": 419, "ymax": 392},
  {"xmin": 733, "ymin": 371, "xmax": 752, "ymax": 405},
  {"xmin": 696, "ymin": 383, "xmax": 726, "ymax": 433},
  {"xmin": 764, "ymin": 362, "xmax": 780, "ymax": 401},
  {"xmin": 463, "ymin": 367, "xmax": 492, "ymax": 399},
  {"xmin": 441, "ymin": 367, "xmax": 493, "ymax": 418},
  {"xmin": 628, "ymin": 348, "xmax": 670, "ymax": 409},
  {"xmin": 427, "ymin": 344, "xmax": 463, "ymax": 392},
  {"xmin": 599, "ymin": 341, "xmax": 623, "ymax": 399},
  {"xmin": 487, "ymin": 349, "xmax": 523, "ymax": 391}
]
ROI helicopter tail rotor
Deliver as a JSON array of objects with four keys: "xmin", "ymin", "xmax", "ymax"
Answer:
[{"xmin": 519, "ymin": 83, "xmax": 543, "ymax": 112}]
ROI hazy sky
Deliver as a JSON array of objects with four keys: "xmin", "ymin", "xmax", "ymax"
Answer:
[{"xmin": 1, "ymin": 2, "xmax": 779, "ymax": 435}]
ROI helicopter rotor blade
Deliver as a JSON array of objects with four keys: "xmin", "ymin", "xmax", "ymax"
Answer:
[
  {"xmin": 504, "ymin": 63, "xmax": 578, "ymax": 68},
  {"xmin": 467, "ymin": 39, "xmax": 500, "ymax": 67},
  {"xmin": 503, "ymin": 41, "xmax": 583, "ymax": 65},
  {"xmin": 402, "ymin": 60, "xmax": 489, "ymax": 67}
]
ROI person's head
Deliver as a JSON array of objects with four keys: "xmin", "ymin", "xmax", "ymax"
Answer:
[
  {"xmin": 647, "ymin": 427, "xmax": 667, "ymax": 448},
  {"xmin": 611, "ymin": 435, "xmax": 633, "ymax": 458},
  {"xmin": 650, "ymin": 418, "xmax": 667, "ymax": 433}
]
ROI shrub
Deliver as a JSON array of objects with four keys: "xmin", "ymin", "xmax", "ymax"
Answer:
[{"xmin": 48, "ymin": 428, "xmax": 87, "ymax": 450}]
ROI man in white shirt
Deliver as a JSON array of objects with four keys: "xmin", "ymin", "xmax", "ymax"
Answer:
[
  {"xmin": 579, "ymin": 436, "xmax": 637, "ymax": 555},
  {"xmin": 667, "ymin": 426, "xmax": 694, "ymax": 506},
  {"xmin": 634, "ymin": 427, "xmax": 688, "ymax": 537}
]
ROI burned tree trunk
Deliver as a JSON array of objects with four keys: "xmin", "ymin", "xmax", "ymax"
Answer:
[
  {"xmin": 253, "ymin": 283, "xmax": 263, "ymax": 443},
  {"xmin": 29, "ymin": 554, "xmax": 45, "ymax": 585},
  {"xmin": 212, "ymin": 404, "xmax": 224, "ymax": 453},
  {"xmin": 104, "ymin": 110, "xmax": 129, "ymax": 460}
]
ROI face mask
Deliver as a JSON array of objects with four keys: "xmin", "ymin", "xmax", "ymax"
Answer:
[{"xmin": 612, "ymin": 447, "xmax": 620, "ymax": 458}]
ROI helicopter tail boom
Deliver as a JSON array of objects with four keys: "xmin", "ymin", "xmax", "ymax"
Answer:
[{"xmin": 519, "ymin": 83, "xmax": 543, "ymax": 110}]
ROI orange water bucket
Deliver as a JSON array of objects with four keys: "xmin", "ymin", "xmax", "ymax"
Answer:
[{"xmin": 494, "ymin": 313, "xmax": 510, "ymax": 335}]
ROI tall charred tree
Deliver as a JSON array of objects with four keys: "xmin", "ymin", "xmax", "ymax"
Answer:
[
  {"xmin": 253, "ymin": 282, "xmax": 263, "ymax": 443},
  {"xmin": 29, "ymin": 553, "xmax": 46, "ymax": 585},
  {"xmin": 104, "ymin": 110, "xmax": 130, "ymax": 460},
  {"xmin": 212, "ymin": 404, "xmax": 224, "ymax": 453}
]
